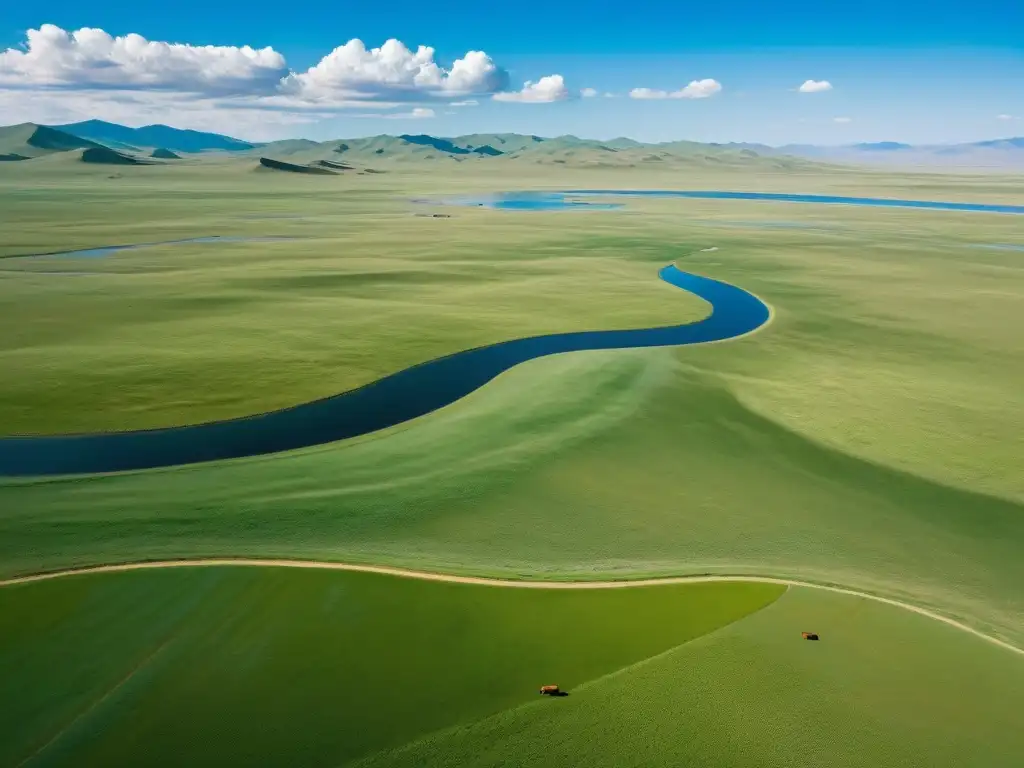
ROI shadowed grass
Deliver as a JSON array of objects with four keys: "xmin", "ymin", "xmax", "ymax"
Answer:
[
  {"xmin": 359, "ymin": 586, "xmax": 1024, "ymax": 768},
  {"xmin": 0, "ymin": 567, "xmax": 781, "ymax": 767}
]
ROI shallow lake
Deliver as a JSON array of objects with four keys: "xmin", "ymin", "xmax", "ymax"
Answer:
[{"xmin": 454, "ymin": 190, "xmax": 1024, "ymax": 215}]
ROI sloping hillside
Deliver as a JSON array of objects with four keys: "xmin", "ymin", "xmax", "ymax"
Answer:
[
  {"xmin": 252, "ymin": 132, "xmax": 812, "ymax": 169},
  {"xmin": 0, "ymin": 124, "xmax": 102, "ymax": 159},
  {"xmin": 80, "ymin": 147, "xmax": 148, "ymax": 165},
  {"xmin": 57, "ymin": 120, "xmax": 256, "ymax": 152},
  {"xmin": 257, "ymin": 157, "xmax": 339, "ymax": 174}
]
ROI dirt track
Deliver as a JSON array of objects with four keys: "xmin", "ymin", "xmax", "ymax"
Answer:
[{"xmin": 2, "ymin": 558, "xmax": 1020, "ymax": 657}]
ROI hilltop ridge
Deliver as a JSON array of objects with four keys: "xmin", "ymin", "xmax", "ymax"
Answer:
[{"xmin": 3, "ymin": 119, "xmax": 1023, "ymax": 169}]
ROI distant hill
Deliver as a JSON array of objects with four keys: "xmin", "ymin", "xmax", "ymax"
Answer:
[
  {"xmin": 765, "ymin": 138, "xmax": 1024, "ymax": 169},
  {"xmin": 257, "ymin": 157, "xmax": 339, "ymax": 174},
  {"xmin": 853, "ymin": 142, "xmax": 913, "ymax": 151},
  {"xmin": 80, "ymin": 147, "xmax": 148, "ymax": 165},
  {"xmin": 973, "ymin": 137, "xmax": 1024, "ymax": 150},
  {"xmin": 0, "ymin": 123, "xmax": 102, "ymax": 159},
  {"xmin": 5, "ymin": 119, "xmax": 1022, "ymax": 170},
  {"xmin": 252, "ymin": 132, "xmax": 815, "ymax": 170},
  {"xmin": 56, "ymin": 120, "xmax": 257, "ymax": 153}
]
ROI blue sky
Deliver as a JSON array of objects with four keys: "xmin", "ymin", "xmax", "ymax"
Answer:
[{"xmin": 1, "ymin": 1, "xmax": 1021, "ymax": 144}]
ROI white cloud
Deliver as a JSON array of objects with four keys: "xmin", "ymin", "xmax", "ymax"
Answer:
[
  {"xmin": 629, "ymin": 79, "xmax": 722, "ymax": 100},
  {"xmin": 629, "ymin": 88, "xmax": 667, "ymax": 100},
  {"xmin": 798, "ymin": 79, "xmax": 833, "ymax": 93},
  {"xmin": 493, "ymin": 75, "xmax": 569, "ymax": 103},
  {"xmin": 580, "ymin": 87, "xmax": 598, "ymax": 97},
  {"xmin": 0, "ymin": 88, "xmax": 325, "ymax": 140},
  {"xmin": 833, "ymin": 116, "xmax": 852, "ymax": 123},
  {"xmin": 0, "ymin": 25, "xmax": 574, "ymax": 133},
  {"xmin": 0, "ymin": 26, "xmax": 511, "ymax": 111},
  {"xmin": 678, "ymin": 79, "xmax": 722, "ymax": 98},
  {"xmin": 997, "ymin": 114, "xmax": 1015, "ymax": 120},
  {"xmin": 353, "ymin": 106, "xmax": 435, "ymax": 119},
  {"xmin": 0, "ymin": 24, "xmax": 287, "ymax": 95},
  {"xmin": 282, "ymin": 40, "xmax": 507, "ymax": 103}
]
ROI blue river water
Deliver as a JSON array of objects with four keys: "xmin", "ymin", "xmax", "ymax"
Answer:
[
  {"xmin": 0, "ymin": 265, "xmax": 769, "ymax": 477},
  {"xmin": 447, "ymin": 192, "xmax": 623, "ymax": 211},
  {"xmin": 15, "ymin": 236, "xmax": 296, "ymax": 259},
  {"xmin": 976, "ymin": 243, "xmax": 1024, "ymax": 251},
  {"xmin": 461, "ymin": 190, "xmax": 1024, "ymax": 215}
]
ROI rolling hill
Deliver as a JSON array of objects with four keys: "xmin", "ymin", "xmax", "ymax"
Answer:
[
  {"xmin": 56, "ymin": 120, "xmax": 257, "ymax": 153},
  {"xmin": 252, "ymin": 132, "xmax": 815, "ymax": 169},
  {"xmin": 0, "ymin": 123, "xmax": 103, "ymax": 160},
  {"xmin": 750, "ymin": 137, "xmax": 1024, "ymax": 168},
  {"xmin": 257, "ymin": 156, "xmax": 340, "ymax": 174},
  {"xmin": 4, "ymin": 118, "xmax": 1022, "ymax": 169},
  {"xmin": 80, "ymin": 147, "xmax": 148, "ymax": 165}
]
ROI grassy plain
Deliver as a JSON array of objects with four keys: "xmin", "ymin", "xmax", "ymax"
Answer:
[
  {"xmin": 2, "ymin": 158, "xmax": 1022, "ymax": 645},
  {"xmin": 0, "ymin": 567, "xmax": 782, "ymax": 767},
  {"xmin": 2, "ymin": 153, "xmax": 1023, "ymax": 766},
  {"xmin": 362, "ymin": 586, "xmax": 1024, "ymax": 768}
]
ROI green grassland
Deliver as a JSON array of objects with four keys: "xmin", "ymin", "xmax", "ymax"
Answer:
[
  {"xmin": 4, "ymin": 570, "xmax": 1021, "ymax": 768},
  {"xmin": 1, "ymin": 155, "xmax": 1022, "ymax": 766},
  {"xmin": 361, "ymin": 586, "xmax": 1024, "ymax": 768},
  {"xmin": 0, "ymin": 567, "xmax": 782, "ymax": 767},
  {"xmin": 2, "ymin": 160, "xmax": 1022, "ymax": 638}
]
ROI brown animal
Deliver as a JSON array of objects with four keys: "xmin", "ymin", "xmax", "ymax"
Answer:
[
  {"xmin": 802, "ymin": 632, "xmax": 820, "ymax": 641},
  {"xmin": 539, "ymin": 685, "xmax": 560, "ymax": 695}
]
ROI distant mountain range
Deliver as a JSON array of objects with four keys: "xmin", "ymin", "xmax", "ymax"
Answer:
[
  {"xmin": 2, "ymin": 120, "xmax": 1022, "ymax": 170},
  {"xmin": 55, "ymin": 120, "xmax": 256, "ymax": 153},
  {"xmin": 0, "ymin": 123, "xmax": 812, "ymax": 171},
  {"xmin": 712, "ymin": 138, "xmax": 1024, "ymax": 169}
]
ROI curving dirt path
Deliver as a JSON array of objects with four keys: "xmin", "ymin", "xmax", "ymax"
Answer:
[{"xmin": 2, "ymin": 558, "xmax": 1020, "ymax": 657}]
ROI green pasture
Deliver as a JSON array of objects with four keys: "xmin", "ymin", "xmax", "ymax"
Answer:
[
  {"xmin": 2, "ymin": 156, "xmax": 1024, "ymax": 766},
  {"xmin": 362, "ymin": 586, "xmax": 1024, "ymax": 768},
  {"xmin": 0, "ymin": 568, "xmax": 782, "ymax": 767},
  {"xmin": 3, "ymin": 569, "xmax": 1021, "ymax": 767},
  {"xmin": 1, "ymin": 160, "xmax": 1022, "ymax": 648},
  {"xmin": 0, "ymin": 164, "xmax": 710, "ymax": 434}
]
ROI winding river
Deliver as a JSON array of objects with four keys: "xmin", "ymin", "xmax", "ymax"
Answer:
[
  {"xmin": 0, "ymin": 265, "xmax": 769, "ymax": 477},
  {"xmin": 5, "ymin": 189, "xmax": 1021, "ymax": 477}
]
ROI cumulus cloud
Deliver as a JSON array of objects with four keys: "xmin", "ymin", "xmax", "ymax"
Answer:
[
  {"xmin": 833, "ymin": 116, "xmax": 852, "ymax": 123},
  {"xmin": 0, "ymin": 25, "xmax": 572, "ymax": 132},
  {"xmin": 629, "ymin": 79, "xmax": 722, "ymax": 100},
  {"xmin": 629, "ymin": 88, "xmax": 666, "ymax": 100},
  {"xmin": 580, "ymin": 87, "xmax": 598, "ymax": 97},
  {"xmin": 0, "ymin": 25, "xmax": 514, "ymax": 106},
  {"xmin": 281, "ymin": 39, "xmax": 508, "ymax": 103},
  {"xmin": 493, "ymin": 75, "xmax": 570, "ymax": 103},
  {"xmin": 798, "ymin": 79, "xmax": 833, "ymax": 93},
  {"xmin": 0, "ymin": 24, "xmax": 287, "ymax": 95}
]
